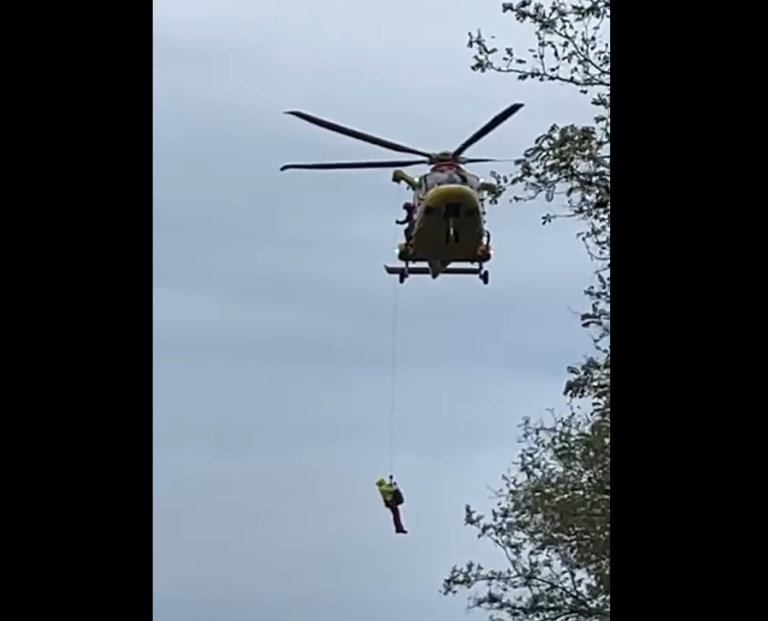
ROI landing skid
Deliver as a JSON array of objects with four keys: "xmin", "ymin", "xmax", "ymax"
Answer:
[{"xmin": 384, "ymin": 265, "xmax": 489, "ymax": 285}]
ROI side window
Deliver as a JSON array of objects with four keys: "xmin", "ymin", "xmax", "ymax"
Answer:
[
  {"xmin": 422, "ymin": 172, "xmax": 440, "ymax": 191},
  {"xmin": 416, "ymin": 175, "xmax": 429, "ymax": 199}
]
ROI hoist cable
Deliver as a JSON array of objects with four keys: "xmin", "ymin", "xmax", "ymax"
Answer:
[
  {"xmin": 387, "ymin": 198, "xmax": 401, "ymax": 477},
  {"xmin": 388, "ymin": 274, "xmax": 398, "ymax": 476}
]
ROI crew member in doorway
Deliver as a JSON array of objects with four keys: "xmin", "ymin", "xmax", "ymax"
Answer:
[{"xmin": 396, "ymin": 203, "xmax": 416, "ymax": 240}]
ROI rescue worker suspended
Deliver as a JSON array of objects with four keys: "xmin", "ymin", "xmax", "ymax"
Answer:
[{"xmin": 376, "ymin": 476, "xmax": 407, "ymax": 534}]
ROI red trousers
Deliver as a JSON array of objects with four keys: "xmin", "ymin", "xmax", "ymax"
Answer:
[{"xmin": 386, "ymin": 501, "xmax": 407, "ymax": 533}]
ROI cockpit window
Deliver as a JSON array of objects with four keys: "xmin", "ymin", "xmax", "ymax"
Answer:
[{"xmin": 419, "ymin": 170, "xmax": 482, "ymax": 192}]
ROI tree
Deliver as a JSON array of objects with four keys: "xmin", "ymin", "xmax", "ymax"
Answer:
[{"xmin": 442, "ymin": 2, "xmax": 610, "ymax": 620}]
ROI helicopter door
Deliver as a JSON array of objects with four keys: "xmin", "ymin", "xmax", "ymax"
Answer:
[{"xmin": 414, "ymin": 174, "xmax": 431, "ymax": 206}]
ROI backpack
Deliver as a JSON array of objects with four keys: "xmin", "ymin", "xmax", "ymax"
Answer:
[{"xmin": 392, "ymin": 488, "xmax": 404, "ymax": 506}]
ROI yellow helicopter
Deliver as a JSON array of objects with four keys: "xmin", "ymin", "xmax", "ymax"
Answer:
[{"xmin": 280, "ymin": 103, "xmax": 524, "ymax": 285}]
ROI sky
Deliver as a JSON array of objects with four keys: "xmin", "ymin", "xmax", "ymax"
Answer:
[{"xmin": 153, "ymin": 1, "xmax": 596, "ymax": 620}]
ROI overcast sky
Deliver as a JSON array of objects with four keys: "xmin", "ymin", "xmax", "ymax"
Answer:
[{"xmin": 153, "ymin": 2, "xmax": 595, "ymax": 620}]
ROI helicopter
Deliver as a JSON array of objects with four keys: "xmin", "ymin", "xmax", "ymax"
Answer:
[{"xmin": 280, "ymin": 102, "xmax": 525, "ymax": 285}]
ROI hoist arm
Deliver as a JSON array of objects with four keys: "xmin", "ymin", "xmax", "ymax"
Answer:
[{"xmin": 392, "ymin": 169, "xmax": 419, "ymax": 190}]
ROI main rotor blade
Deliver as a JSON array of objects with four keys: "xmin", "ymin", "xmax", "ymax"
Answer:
[
  {"xmin": 284, "ymin": 111, "xmax": 431, "ymax": 158},
  {"xmin": 280, "ymin": 159, "xmax": 428, "ymax": 171},
  {"xmin": 452, "ymin": 103, "xmax": 525, "ymax": 158},
  {"xmin": 460, "ymin": 157, "xmax": 507, "ymax": 164}
]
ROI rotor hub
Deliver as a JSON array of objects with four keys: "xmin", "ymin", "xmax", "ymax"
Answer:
[{"xmin": 429, "ymin": 151, "xmax": 456, "ymax": 164}]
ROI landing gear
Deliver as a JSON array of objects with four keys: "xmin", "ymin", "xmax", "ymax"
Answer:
[{"xmin": 384, "ymin": 264, "xmax": 488, "ymax": 283}]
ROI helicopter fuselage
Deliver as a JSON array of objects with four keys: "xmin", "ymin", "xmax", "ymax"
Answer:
[
  {"xmin": 398, "ymin": 168, "xmax": 492, "ymax": 278},
  {"xmin": 279, "ymin": 103, "xmax": 525, "ymax": 285},
  {"xmin": 410, "ymin": 184, "xmax": 485, "ymax": 261}
]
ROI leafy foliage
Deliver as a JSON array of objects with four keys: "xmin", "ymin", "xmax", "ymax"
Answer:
[
  {"xmin": 442, "ymin": 408, "xmax": 610, "ymax": 621},
  {"xmin": 442, "ymin": 3, "xmax": 610, "ymax": 620},
  {"xmin": 472, "ymin": 1, "xmax": 611, "ymax": 345}
]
